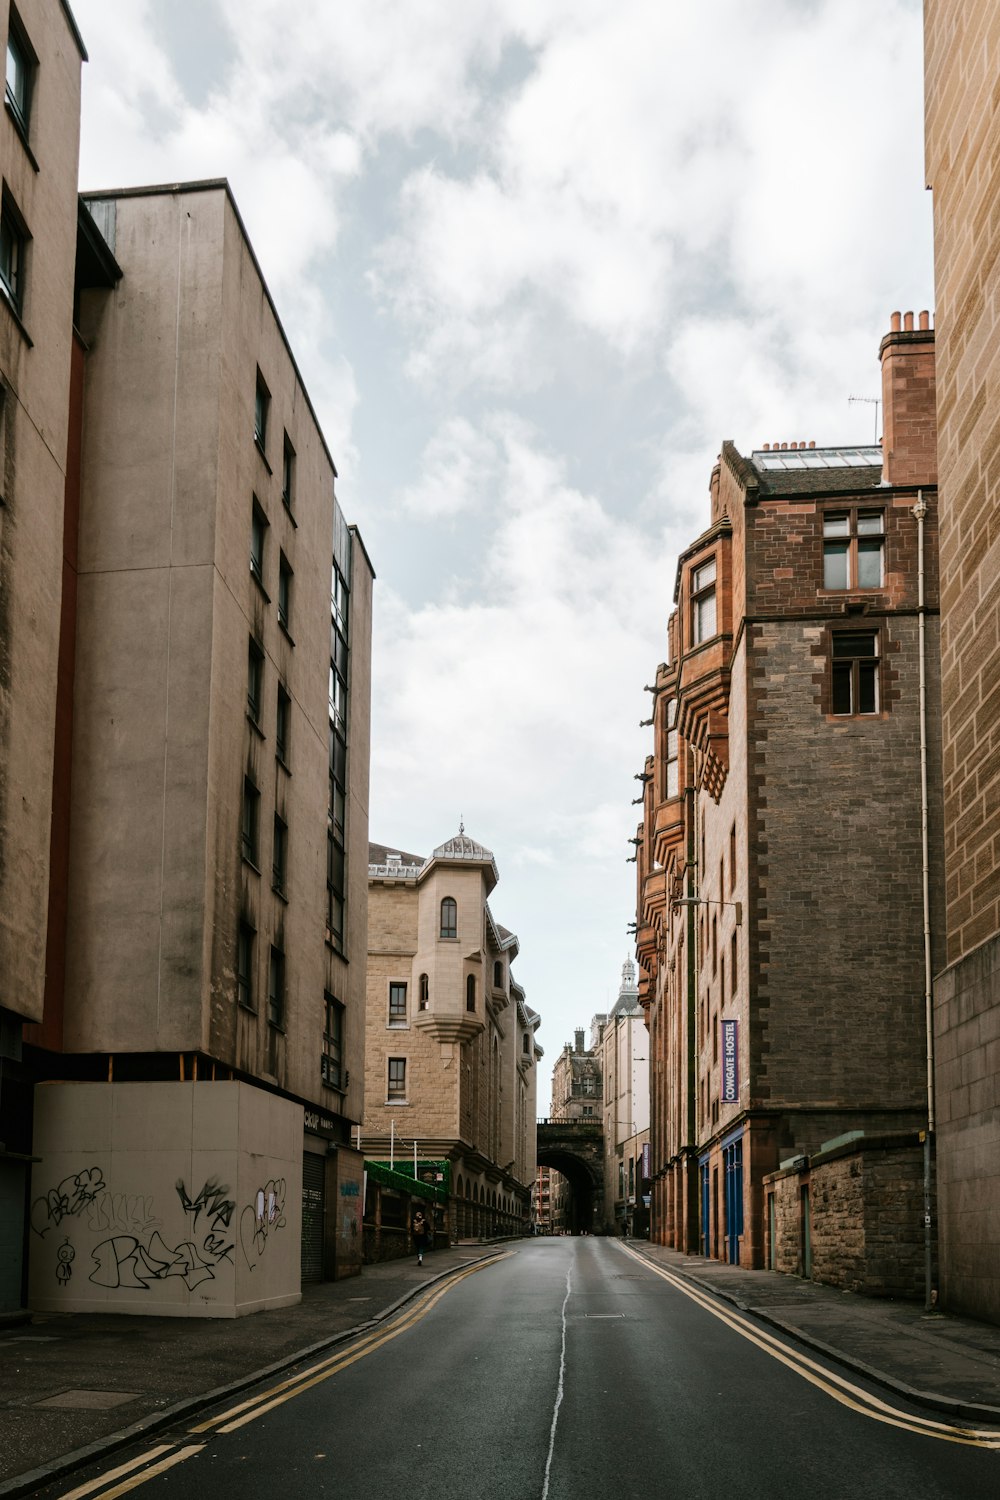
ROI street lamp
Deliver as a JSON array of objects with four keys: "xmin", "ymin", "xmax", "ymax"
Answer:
[{"xmin": 672, "ymin": 895, "xmax": 743, "ymax": 926}]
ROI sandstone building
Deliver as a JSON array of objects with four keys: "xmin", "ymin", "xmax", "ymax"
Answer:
[
  {"xmin": 925, "ymin": 0, "xmax": 1000, "ymax": 1325},
  {"xmin": 16, "ymin": 173, "xmax": 374, "ymax": 1316},
  {"xmin": 599, "ymin": 960, "xmax": 650, "ymax": 1237},
  {"xmin": 365, "ymin": 830, "xmax": 540, "ymax": 1243},
  {"xmin": 634, "ymin": 318, "xmax": 943, "ymax": 1291}
]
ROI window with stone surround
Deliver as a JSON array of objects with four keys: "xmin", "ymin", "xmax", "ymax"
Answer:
[
  {"xmin": 387, "ymin": 1056, "xmax": 407, "ymax": 1101},
  {"xmin": 418, "ymin": 973, "xmax": 429, "ymax": 1010},
  {"xmin": 389, "ymin": 981, "xmax": 408, "ymax": 1026},
  {"xmin": 823, "ymin": 510, "xmax": 884, "ymax": 590},
  {"xmin": 691, "ymin": 558, "xmax": 717, "ymax": 644},
  {"xmin": 440, "ymin": 896, "xmax": 457, "ymax": 939},
  {"xmin": 665, "ymin": 699, "xmax": 679, "ymax": 797},
  {"xmin": 831, "ymin": 630, "xmax": 879, "ymax": 716}
]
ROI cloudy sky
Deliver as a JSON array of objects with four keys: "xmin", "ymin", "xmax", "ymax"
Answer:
[{"xmin": 72, "ymin": 0, "xmax": 932, "ymax": 1091}]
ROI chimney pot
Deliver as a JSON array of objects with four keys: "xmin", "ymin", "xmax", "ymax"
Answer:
[
  {"xmin": 780, "ymin": 442, "xmax": 788, "ymax": 450},
  {"xmin": 762, "ymin": 442, "xmax": 770, "ymax": 451},
  {"xmin": 903, "ymin": 311, "xmax": 914, "ymax": 331},
  {"xmin": 919, "ymin": 310, "xmax": 930, "ymax": 330},
  {"xmin": 891, "ymin": 311, "xmax": 902, "ymax": 332},
  {"xmin": 808, "ymin": 440, "xmax": 816, "ymax": 449}
]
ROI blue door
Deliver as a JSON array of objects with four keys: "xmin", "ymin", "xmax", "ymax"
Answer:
[
  {"xmin": 723, "ymin": 1138, "xmax": 744, "ymax": 1263},
  {"xmin": 700, "ymin": 1157, "xmax": 711, "ymax": 1256}
]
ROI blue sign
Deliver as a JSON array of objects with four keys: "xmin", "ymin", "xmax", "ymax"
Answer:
[{"xmin": 722, "ymin": 1019, "xmax": 739, "ymax": 1102}]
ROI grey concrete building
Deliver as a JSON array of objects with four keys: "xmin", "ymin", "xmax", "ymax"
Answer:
[{"xmin": 24, "ymin": 181, "xmax": 374, "ymax": 1316}]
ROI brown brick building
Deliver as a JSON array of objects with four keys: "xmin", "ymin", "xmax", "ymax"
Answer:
[
  {"xmin": 925, "ymin": 0, "xmax": 1000, "ymax": 1323},
  {"xmin": 635, "ymin": 318, "xmax": 944, "ymax": 1286}
]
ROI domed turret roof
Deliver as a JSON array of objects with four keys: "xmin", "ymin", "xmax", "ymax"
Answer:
[{"xmin": 432, "ymin": 826, "xmax": 494, "ymax": 863}]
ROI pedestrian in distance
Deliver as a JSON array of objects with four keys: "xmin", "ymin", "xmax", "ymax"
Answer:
[{"xmin": 413, "ymin": 1207, "xmax": 431, "ymax": 1266}]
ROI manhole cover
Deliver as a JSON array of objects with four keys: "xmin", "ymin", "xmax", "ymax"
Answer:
[{"xmin": 34, "ymin": 1390, "xmax": 141, "ymax": 1410}]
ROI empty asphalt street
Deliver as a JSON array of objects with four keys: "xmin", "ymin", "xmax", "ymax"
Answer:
[{"xmin": 30, "ymin": 1238, "xmax": 1000, "ymax": 1500}]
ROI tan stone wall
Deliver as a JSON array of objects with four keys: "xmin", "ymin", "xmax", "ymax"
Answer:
[
  {"xmin": 0, "ymin": 0, "xmax": 83, "ymax": 1025},
  {"xmin": 925, "ymin": 0, "xmax": 1000, "ymax": 1325},
  {"xmin": 925, "ymin": 0, "xmax": 1000, "ymax": 965},
  {"xmin": 29, "ymin": 1081, "xmax": 302, "ymax": 1317}
]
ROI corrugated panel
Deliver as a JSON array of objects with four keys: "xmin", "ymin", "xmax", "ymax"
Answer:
[{"xmin": 301, "ymin": 1152, "xmax": 325, "ymax": 1284}]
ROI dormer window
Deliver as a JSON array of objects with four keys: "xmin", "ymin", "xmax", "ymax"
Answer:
[
  {"xmin": 691, "ymin": 558, "xmax": 717, "ymax": 644},
  {"xmin": 440, "ymin": 897, "xmax": 457, "ymax": 939}
]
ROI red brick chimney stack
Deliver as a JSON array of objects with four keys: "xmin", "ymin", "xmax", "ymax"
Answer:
[{"xmin": 879, "ymin": 310, "xmax": 937, "ymax": 486}]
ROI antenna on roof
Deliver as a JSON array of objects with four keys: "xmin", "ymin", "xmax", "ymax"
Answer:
[{"xmin": 848, "ymin": 395, "xmax": 881, "ymax": 443}]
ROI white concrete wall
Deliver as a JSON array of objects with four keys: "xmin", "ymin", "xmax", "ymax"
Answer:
[{"xmin": 29, "ymin": 1081, "xmax": 302, "ymax": 1318}]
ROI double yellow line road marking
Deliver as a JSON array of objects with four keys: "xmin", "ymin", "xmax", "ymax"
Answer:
[
  {"xmin": 58, "ymin": 1255, "xmax": 509, "ymax": 1499},
  {"xmin": 617, "ymin": 1242, "xmax": 1000, "ymax": 1450}
]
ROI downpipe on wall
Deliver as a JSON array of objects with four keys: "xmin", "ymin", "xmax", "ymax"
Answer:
[{"xmin": 913, "ymin": 491, "xmax": 935, "ymax": 1313}]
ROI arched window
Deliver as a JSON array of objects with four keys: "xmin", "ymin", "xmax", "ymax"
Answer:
[
  {"xmin": 493, "ymin": 959, "xmax": 503, "ymax": 989},
  {"xmin": 440, "ymin": 897, "xmax": 457, "ymax": 939},
  {"xmin": 466, "ymin": 974, "xmax": 476, "ymax": 1012},
  {"xmin": 419, "ymin": 973, "xmax": 429, "ymax": 1010}
]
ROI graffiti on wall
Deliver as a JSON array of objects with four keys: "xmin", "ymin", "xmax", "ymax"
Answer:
[
  {"xmin": 30, "ymin": 1168, "xmax": 106, "ymax": 1237},
  {"xmin": 87, "ymin": 1179, "xmax": 236, "ymax": 1292},
  {"xmin": 240, "ymin": 1178, "xmax": 287, "ymax": 1270},
  {"xmin": 33, "ymin": 1167, "xmax": 291, "ymax": 1296}
]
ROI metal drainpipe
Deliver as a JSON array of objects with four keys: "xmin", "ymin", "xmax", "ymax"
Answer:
[
  {"xmin": 685, "ymin": 751, "xmax": 700, "ymax": 1251},
  {"xmin": 913, "ymin": 490, "xmax": 935, "ymax": 1312}
]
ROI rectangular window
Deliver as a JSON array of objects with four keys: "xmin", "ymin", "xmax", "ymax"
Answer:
[
  {"xmin": 278, "ymin": 552, "xmax": 292, "ymax": 632},
  {"xmin": 692, "ymin": 558, "xmax": 717, "ymax": 644},
  {"xmin": 282, "ymin": 432, "xmax": 295, "ymax": 514},
  {"xmin": 272, "ymin": 813, "xmax": 287, "ymax": 896},
  {"xmin": 322, "ymin": 994, "xmax": 344, "ymax": 1089},
  {"xmin": 665, "ymin": 698, "xmax": 679, "ymax": 798},
  {"xmin": 250, "ymin": 499, "xmax": 267, "ymax": 585},
  {"xmin": 388, "ymin": 1057, "xmax": 407, "ymax": 1101},
  {"xmin": 276, "ymin": 684, "xmax": 291, "ymax": 766},
  {"xmin": 327, "ymin": 831, "xmax": 345, "ymax": 946},
  {"xmin": 329, "ymin": 722, "xmax": 346, "ymax": 841},
  {"xmin": 388, "ymin": 982, "xmax": 408, "ymax": 1026},
  {"xmin": 731, "ymin": 931, "xmax": 738, "ymax": 996},
  {"xmin": 247, "ymin": 637, "xmax": 264, "ymax": 724},
  {"xmin": 241, "ymin": 778, "xmax": 260, "ymax": 865},
  {"xmin": 0, "ymin": 193, "xmax": 27, "ymax": 315},
  {"xmin": 267, "ymin": 946, "xmax": 285, "ymax": 1029},
  {"xmin": 729, "ymin": 823, "xmax": 736, "ymax": 894},
  {"xmin": 832, "ymin": 631, "xmax": 879, "ymax": 716},
  {"xmin": 823, "ymin": 511, "xmax": 884, "ymax": 590},
  {"xmin": 5, "ymin": 10, "xmax": 34, "ymax": 136},
  {"xmin": 332, "ymin": 562, "xmax": 349, "ymax": 638},
  {"xmin": 237, "ymin": 921, "xmax": 255, "ymax": 1011},
  {"xmin": 254, "ymin": 369, "xmax": 269, "ymax": 451}
]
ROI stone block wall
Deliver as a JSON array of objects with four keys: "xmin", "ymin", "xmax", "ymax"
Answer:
[
  {"xmin": 934, "ymin": 932, "xmax": 1000, "ymax": 1322},
  {"xmin": 766, "ymin": 1136, "xmax": 928, "ymax": 1298}
]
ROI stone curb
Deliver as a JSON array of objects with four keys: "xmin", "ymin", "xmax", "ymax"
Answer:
[
  {"xmin": 625, "ymin": 1245, "xmax": 1000, "ymax": 1428},
  {"xmin": 0, "ymin": 1250, "xmax": 507, "ymax": 1500}
]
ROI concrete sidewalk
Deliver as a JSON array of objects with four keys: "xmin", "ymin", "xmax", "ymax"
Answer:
[{"xmin": 3, "ymin": 1239, "xmax": 1000, "ymax": 1497}]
